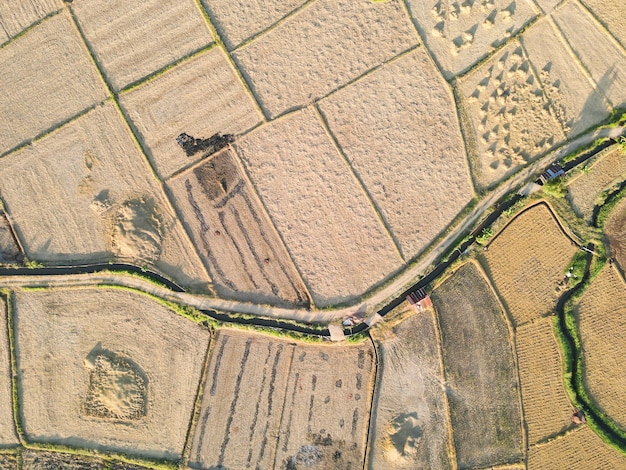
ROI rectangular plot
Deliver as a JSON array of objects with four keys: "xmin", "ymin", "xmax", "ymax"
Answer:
[
  {"xmin": 0, "ymin": 0, "xmax": 61, "ymax": 39},
  {"xmin": 167, "ymin": 149, "xmax": 309, "ymax": 307},
  {"xmin": 235, "ymin": 108, "xmax": 403, "ymax": 307},
  {"xmin": 233, "ymin": 0, "xmax": 416, "ymax": 118},
  {"xmin": 581, "ymin": 0, "xmax": 626, "ymax": 50},
  {"xmin": 0, "ymin": 296, "xmax": 18, "ymax": 446},
  {"xmin": 0, "ymin": 11, "xmax": 108, "ymax": 155}
]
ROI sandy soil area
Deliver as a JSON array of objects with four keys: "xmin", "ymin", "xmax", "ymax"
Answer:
[
  {"xmin": 233, "ymin": 0, "xmax": 417, "ymax": 118},
  {"xmin": 405, "ymin": 0, "xmax": 537, "ymax": 78},
  {"xmin": 120, "ymin": 48, "xmax": 261, "ymax": 179},
  {"xmin": 0, "ymin": 11, "xmax": 107, "ymax": 155},
  {"xmin": 459, "ymin": 40, "xmax": 565, "ymax": 188},
  {"xmin": 72, "ymin": 0, "xmax": 212, "ymax": 91},
  {"xmin": 515, "ymin": 318, "xmax": 573, "ymax": 445},
  {"xmin": 13, "ymin": 287, "xmax": 210, "ymax": 460},
  {"xmin": 235, "ymin": 108, "xmax": 403, "ymax": 307},
  {"xmin": 0, "ymin": 297, "xmax": 18, "ymax": 446},
  {"xmin": 202, "ymin": 0, "xmax": 306, "ymax": 50},
  {"xmin": 167, "ymin": 149, "xmax": 309, "ymax": 307},
  {"xmin": 0, "ymin": 103, "xmax": 211, "ymax": 290},
  {"xmin": 553, "ymin": 1, "xmax": 626, "ymax": 110},
  {"xmin": 605, "ymin": 196, "xmax": 626, "ymax": 273},
  {"xmin": 432, "ymin": 262, "xmax": 522, "ymax": 468},
  {"xmin": 581, "ymin": 0, "xmax": 626, "ymax": 50},
  {"xmin": 575, "ymin": 264, "xmax": 626, "ymax": 430},
  {"xmin": 0, "ymin": 211, "xmax": 20, "ymax": 264},
  {"xmin": 319, "ymin": 47, "xmax": 473, "ymax": 260},
  {"xmin": 368, "ymin": 307, "xmax": 451, "ymax": 470},
  {"xmin": 0, "ymin": 0, "xmax": 60, "ymax": 41}
]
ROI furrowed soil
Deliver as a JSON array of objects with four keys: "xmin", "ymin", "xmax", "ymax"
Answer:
[
  {"xmin": 527, "ymin": 426, "xmax": 626, "ymax": 469},
  {"xmin": 235, "ymin": 108, "xmax": 402, "ymax": 307},
  {"xmin": 72, "ymin": 0, "xmax": 213, "ymax": 90},
  {"xmin": 575, "ymin": 264, "xmax": 626, "ymax": 431},
  {"xmin": 0, "ymin": 454, "xmax": 17, "ymax": 469},
  {"xmin": 480, "ymin": 203, "xmax": 578, "ymax": 326},
  {"xmin": 0, "ymin": 210, "xmax": 20, "ymax": 264},
  {"xmin": 120, "ymin": 48, "xmax": 261, "ymax": 179},
  {"xmin": 368, "ymin": 306, "xmax": 451, "ymax": 470},
  {"xmin": 0, "ymin": 297, "xmax": 18, "ymax": 446},
  {"xmin": 0, "ymin": 103, "xmax": 211, "ymax": 290},
  {"xmin": 605, "ymin": 196, "xmax": 626, "ymax": 273},
  {"xmin": 319, "ymin": 47, "xmax": 473, "ymax": 260},
  {"xmin": 13, "ymin": 287, "xmax": 210, "ymax": 460},
  {"xmin": 515, "ymin": 318, "xmax": 573, "ymax": 444},
  {"xmin": 0, "ymin": 0, "xmax": 60, "ymax": 41},
  {"xmin": 233, "ymin": 0, "xmax": 417, "ymax": 118},
  {"xmin": 581, "ymin": 0, "xmax": 626, "ymax": 50},
  {"xmin": 167, "ymin": 148, "xmax": 310, "ymax": 307},
  {"xmin": 404, "ymin": 0, "xmax": 537, "ymax": 78},
  {"xmin": 567, "ymin": 146, "xmax": 626, "ymax": 221},
  {"xmin": 432, "ymin": 262, "xmax": 522, "ymax": 469},
  {"xmin": 190, "ymin": 328, "xmax": 375, "ymax": 470},
  {"xmin": 0, "ymin": 11, "xmax": 108, "ymax": 155}
]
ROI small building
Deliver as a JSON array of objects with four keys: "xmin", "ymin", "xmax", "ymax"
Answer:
[
  {"xmin": 407, "ymin": 288, "xmax": 432, "ymax": 312},
  {"xmin": 539, "ymin": 163, "xmax": 565, "ymax": 184}
]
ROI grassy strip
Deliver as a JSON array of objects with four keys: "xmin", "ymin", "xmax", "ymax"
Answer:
[
  {"xmin": 1, "ymin": 290, "xmax": 24, "ymax": 443},
  {"xmin": 0, "ymin": 8, "xmax": 63, "ymax": 51},
  {"xmin": 596, "ymin": 182, "xmax": 626, "ymax": 229}
]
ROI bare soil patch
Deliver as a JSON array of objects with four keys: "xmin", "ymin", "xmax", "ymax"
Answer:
[
  {"xmin": 516, "ymin": 318, "xmax": 572, "ymax": 444},
  {"xmin": 480, "ymin": 203, "xmax": 578, "ymax": 326},
  {"xmin": 167, "ymin": 148, "xmax": 309, "ymax": 307},
  {"xmin": 605, "ymin": 196, "xmax": 626, "ymax": 272},
  {"xmin": 0, "ymin": 0, "xmax": 61, "ymax": 42},
  {"xmin": 319, "ymin": 47, "xmax": 473, "ymax": 260},
  {"xmin": 575, "ymin": 264, "xmax": 626, "ymax": 431},
  {"xmin": 235, "ymin": 108, "xmax": 402, "ymax": 306},
  {"xmin": 368, "ymin": 306, "xmax": 451, "ymax": 470},
  {"xmin": 0, "ymin": 210, "xmax": 20, "ymax": 264},
  {"xmin": 0, "ymin": 297, "xmax": 18, "ymax": 446},
  {"xmin": 0, "ymin": 11, "xmax": 108, "ymax": 155},
  {"xmin": 72, "ymin": 0, "xmax": 213, "ymax": 90},
  {"xmin": 432, "ymin": 262, "xmax": 522, "ymax": 468},
  {"xmin": 13, "ymin": 287, "xmax": 210, "ymax": 460},
  {"xmin": 0, "ymin": 103, "xmax": 210, "ymax": 290},
  {"xmin": 120, "ymin": 48, "xmax": 261, "ymax": 179},
  {"xmin": 232, "ymin": 0, "xmax": 416, "ymax": 118},
  {"xmin": 581, "ymin": 0, "xmax": 626, "ymax": 50},
  {"xmin": 405, "ymin": 0, "xmax": 537, "ymax": 78}
]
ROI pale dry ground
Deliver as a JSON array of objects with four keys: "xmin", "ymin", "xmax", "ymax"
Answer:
[
  {"xmin": 72, "ymin": 0, "xmax": 213, "ymax": 91},
  {"xmin": 567, "ymin": 146, "xmax": 626, "ymax": 221},
  {"xmin": 581, "ymin": 0, "xmax": 626, "ymax": 50},
  {"xmin": 405, "ymin": 0, "xmax": 537, "ymax": 78},
  {"xmin": 432, "ymin": 262, "xmax": 522, "ymax": 469},
  {"xmin": 522, "ymin": 17, "xmax": 611, "ymax": 137},
  {"xmin": 0, "ymin": 11, "xmax": 108, "ymax": 155},
  {"xmin": 0, "ymin": 103, "xmax": 211, "ymax": 290},
  {"xmin": 480, "ymin": 204, "xmax": 578, "ymax": 326},
  {"xmin": 553, "ymin": 1, "xmax": 626, "ymax": 110},
  {"xmin": 120, "ymin": 48, "xmax": 261, "ymax": 179},
  {"xmin": 527, "ymin": 426, "xmax": 626, "ymax": 469},
  {"xmin": 0, "ymin": 0, "xmax": 60, "ymax": 41},
  {"xmin": 533, "ymin": 0, "xmax": 561, "ymax": 13},
  {"xmin": 0, "ymin": 211, "xmax": 20, "ymax": 264},
  {"xmin": 458, "ymin": 40, "xmax": 566, "ymax": 188},
  {"xmin": 605, "ymin": 196, "xmax": 626, "ymax": 272},
  {"xmin": 515, "ymin": 318, "xmax": 573, "ymax": 445},
  {"xmin": 202, "ymin": 0, "xmax": 306, "ymax": 50},
  {"xmin": 368, "ymin": 307, "xmax": 451, "ymax": 470},
  {"xmin": 233, "ymin": 0, "xmax": 417, "ymax": 118},
  {"xmin": 167, "ymin": 149, "xmax": 309, "ymax": 307},
  {"xmin": 0, "ymin": 297, "xmax": 18, "ymax": 446},
  {"xmin": 235, "ymin": 108, "xmax": 403, "ymax": 307},
  {"xmin": 13, "ymin": 288, "xmax": 210, "ymax": 460},
  {"xmin": 575, "ymin": 264, "xmax": 626, "ymax": 430},
  {"xmin": 319, "ymin": 47, "xmax": 473, "ymax": 260}
]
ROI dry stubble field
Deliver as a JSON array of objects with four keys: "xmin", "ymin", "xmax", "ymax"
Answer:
[
  {"xmin": 605, "ymin": 196, "xmax": 626, "ymax": 273},
  {"xmin": 432, "ymin": 262, "xmax": 522, "ymax": 469},
  {"xmin": 0, "ymin": 296, "xmax": 18, "ymax": 446},
  {"xmin": 13, "ymin": 288, "xmax": 210, "ymax": 460},
  {"xmin": 0, "ymin": 0, "xmax": 61, "ymax": 44},
  {"xmin": 368, "ymin": 306, "xmax": 451, "ymax": 470},
  {"xmin": 581, "ymin": 0, "xmax": 626, "ymax": 50},
  {"xmin": 0, "ymin": 210, "xmax": 20, "ymax": 264}
]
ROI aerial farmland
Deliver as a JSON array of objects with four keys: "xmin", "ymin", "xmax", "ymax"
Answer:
[{"xmin": 0, "ymin": 0, "xmax": 625, "ymax": 468}]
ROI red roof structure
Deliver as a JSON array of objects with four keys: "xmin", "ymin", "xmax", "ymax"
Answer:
[{"xmin": 407, "ymin": 288, "xmax": 432, "ymax": 312}]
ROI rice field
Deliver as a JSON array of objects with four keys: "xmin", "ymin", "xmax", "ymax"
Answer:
[
  {"xmin": 0, "ymin": 0, "xmax": 61, "ymax": 43},
  {"xmin": 580, "ymin": 0, "xmax": 626, "ymax": 50}
]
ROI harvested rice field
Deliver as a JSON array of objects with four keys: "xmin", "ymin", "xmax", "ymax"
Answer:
[
  {"xmin": 0, "ymin": 103, "xmax": 211, "ymax": 289},
  {"xmin": 605, "ymin": 196, "xmax": 626, "ymax": 273},
  {"xmin": 515, "ymin": 318, "xmax": 573, "ymax": 445},
  {"xmin": 235, "ymin": 108, "xmax": 402, "ymax": 307},
  {"xmin": 575, "ymin": 264, "xmax": 626, "ymax": 431},
  {"xmin": 72, "ymin": 0, "xmax": 213, "ymax": 91},
  {"xmin": 405, "ymin": 0, "xmax": 537, "ymax": 78},
  {"xmin": 0, "ymin": 0, "xmax": 60, "ymax": 42},
  {"xmin": 0, "ymin": 454, "xmax": 16, "ymax": 470},
  {"xmin": 567, "ymin": 145, "xmax": 626, "ymax": 221},
  {"xmin": 581, "ymin": 0, "xmax": 626, "ymax": 50},
  {"xmin": 190, "ymin": 328, "xmax": 375, "ymax": 470},
  {"xmin": 233, "ymin": 0, "xmax": 417, "ymax": 118},
  {"xmin": 432, "ymin": 262, "xmax": 522, "ymax": 469},
  {"xmin": 0, "ymin": 210, "xmax": 21, "ymax": 264},
  {"xmin": 20, "ymin": 450, "xmax": 152, "ymax": 470},
  {"xmin": 12, "ymin": 287, "xmax": 210, "ymax": 460},
  {"xmin": 368, "ymin": 306, "xmax": 451, "ymax": 470},
  {"xmin": 0, "ymin": 296, "xmax": 18, "ymax": 446},
  {"xmin": 319, "ymin": 47, "xmax": 473, "ymax": 260},
  {"xmin": 480, "ymin": 203, "xmax": 578, "ymax": 326},
  {"xmin": 527, "ymin": 426, "xmax": 626, "ymax": 469},
  {"xmin": 167, "ymin": 148, "xmax": 309, "ymax": 307},
  {"xmin": 0, "ymin": 11, "xmax": 108, "ymax": 155}
]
